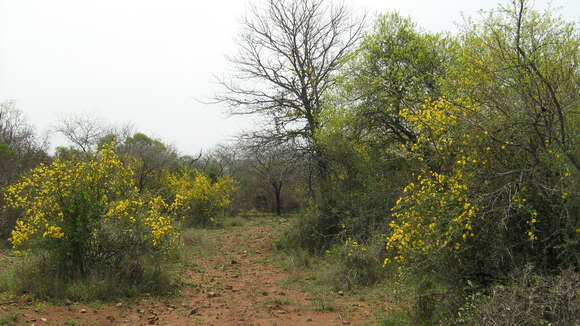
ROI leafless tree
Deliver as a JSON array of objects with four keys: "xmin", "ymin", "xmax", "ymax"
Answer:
[
  {"xmin": 179, "ymin": 152, "xmax": 203, "ymax": 168},
  {"xmin": 0, "ymin": 101, "xmax": 49, "ymax": 237},
  {"xmin": 54, "ymin": 114, "xmax": 109, "ymax": 153},
  {"xmin": 0, "ymin": 101, "xmax": 47, "ymax": 153},
  {"xmin": 54, "ymin": 114, "xmax": 135, "ymax": 153},
  {"xmin": 217, "ymin": 0, "xmax": 364, "ymax": 178},
  {"xmin": 249, "ymin": 141, "xmax": 301, "ymax": 215}
]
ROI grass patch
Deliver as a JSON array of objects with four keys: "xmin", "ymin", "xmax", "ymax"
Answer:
[
  {"xmin": 86, "ymin": 300, "xmax": 103, "ymax": 310},
  {"xmin": 264, "ymin": 297, "xmax": 298, "ymax": 306},
  {"xmin": 274, "ymin": 247, "xmax": 316, "ymax": 272},
  {"xmin": 0, "ymin": 313, "xmax": 20, "ymax": 325},
  {"xmin": 220, "ymin": 216, "xmax": 245, "ymax": 228},
  {"xmin": 0, "ymin": 253, "xmax": 178, "ymax": 301},
  {"xmin": 373, "ymin": 308, "xmax": 436, "ymax": 326},
  {"xmin": 376, "ymin": 309, "xmax": 419, "ymax": 326},
  {"xmin": 309, "ymin": 294, "xmax": 337, "ymax": 312}
]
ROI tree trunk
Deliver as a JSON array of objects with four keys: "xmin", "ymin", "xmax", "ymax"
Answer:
[{"xmin": 273, "ymin": 182, "xmax": 283, "ymax": 215}]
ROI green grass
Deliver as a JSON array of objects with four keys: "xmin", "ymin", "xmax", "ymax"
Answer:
[
  {"xmin": 0, "ymin": 253, "xmax": 178, "ymax": 301},
  {"xmin": 375, "ymin": 309, "xmax": 435, "ymax": 326},
  {"xmin": 220, "ymin": 216, "xmax": 245, "ymax": 228},
  {"xmin": 264, "ymin": 297, "xmax": 298, "ymax": 306},
  {"xmin": 86, "ymin": 300, "xmax": 103, "ymax": 309},
  {"xmin": 0, "ymin": 313, "xmax": 20, "ymax": 325},
  {"xmin": 310, "ymin": 294, "xmax": 337, "ymax": 312}
]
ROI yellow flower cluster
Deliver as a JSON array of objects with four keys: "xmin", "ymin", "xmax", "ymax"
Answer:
[
  {"xmin": 386, "ymin": 98, "xmax": 486, "ymax": 266},
  {"xmin": 103, "ymin": 195, "xmax": 177, "ymax": 246},
  {"xmin": 386, "ymin": 170, "xmax": 478, "ymax": 265},
  {"xmin": 162, "ymin": 170, "xmax": 237, "ymax": 224},
  {"xmin": 399, "ymin": 97, "xmax": 486, "ymax": 164},
  {"xmin": 343, "ymin": 237, "xmax": 368, "ymax": 257},
  {"xmin": 385, "ymin": 96, "xmax": 561, "ymax": 267},
  {"xmin": 4, "ymin": 142, "xmax": 175, "ymax": 248}
]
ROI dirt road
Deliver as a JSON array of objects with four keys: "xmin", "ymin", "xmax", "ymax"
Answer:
[{"xmin": 0, "ymin": 216, "xmax": 386, "ymax": 325}]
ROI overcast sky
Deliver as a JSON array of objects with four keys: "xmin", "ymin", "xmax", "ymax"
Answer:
[{"xmin": 1, "ymin": 0, "xmax": 578, "ymax": 155}]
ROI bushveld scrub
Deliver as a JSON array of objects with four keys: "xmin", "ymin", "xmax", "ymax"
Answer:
[
  {"xmin": 281, "ymin": 1, "xmax": 579, "ymax": 323},
  {"xmin": 0, "ymin": 0, "xmax": 577, "ymax": 322},
  {"xmin": 380, "ymin": 1, "xmax": 579, "ymax": 321},
  {"xmin": 1, "ymin": 142, "xmax": 179, "ymax": 299},
  {"xmin": 0, "ymin": 102, "xmax": 49, "ymax": 240}
]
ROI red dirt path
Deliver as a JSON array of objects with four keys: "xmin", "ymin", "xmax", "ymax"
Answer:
[{"xmin": 0, "ymin": 217, "xmax": 386, "ymax": 325}]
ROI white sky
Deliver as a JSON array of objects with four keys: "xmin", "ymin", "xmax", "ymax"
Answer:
[{"xmin": 1, "ymin": 0, "xmax": 578, "ymax": 155}]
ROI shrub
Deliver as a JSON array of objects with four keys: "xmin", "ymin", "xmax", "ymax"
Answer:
[
  {"xmin": 384, "ymin": 95, "xmax": 578, "ymax": 321},
  {"xmin": 1, "ymin": 250, "xmax": 176, "ymax": 300},
  {"xmin": 2, "ymin": 143, "xmax": 177, "ymax": 282},
  {"xmin": 378, "ymin": 309, "xmax": 434, "ymax": 326},
  {"xmin": 457, "ymin": 266, "xmax": 579, "ymax": 326},
  {"xmin": 385, "ymin": 97, "xmax": 579, "ymax": 283},
  {"xmin": 277, "ymin": 206, "xmax": 338, "ymax": 254},
  {"xmin": 162, "ymin": 169, "xmax": 237, "ymax": 227},
  {"xmin": 324, "ymin": 233, "xmax": 387, "ymax": 289}
]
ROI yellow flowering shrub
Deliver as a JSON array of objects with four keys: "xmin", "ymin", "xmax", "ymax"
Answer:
[
  {"xmin": 386, "ymin": 97, "xmax": 579, "ymax": 274},
  {"xmin": 3, "ymin": 142, "xmax": 178, "ymax": 276},
  {"xmin": 386, "ymin": 170, "xmax": 478, "ymax": 265},
  {"xmin": 103, "ymin": 195, "xmax": 177, "ymax": 247},
  {"xmin": 385, "ymin": 99, "xmax": 481, "ymax": 265},
  {"xmin": 162, "ymin": 169, "xmax": 237, "ymax": 226}
]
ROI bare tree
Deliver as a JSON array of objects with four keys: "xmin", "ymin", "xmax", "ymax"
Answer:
[
  {"xmin": 0, "ymin": 101, "xmax": 49, "ymax": 238},
  {"xmin": 0, "ymin": 101, "xmax": 47, "ymax": 154},
  {"xmin": 241, "ymin": 140, "xmax": 301, "ymax": 215},
  {"xmin": 54, "ymin": 114, "xmax": 135, "ymax": 153},
  {"xmin": 54, "ymin": 114, "xmax": 109, "ymax": 153},
  {"xmin": 217, "ymin": 0, "xmax": 364, "ymax": 178}
]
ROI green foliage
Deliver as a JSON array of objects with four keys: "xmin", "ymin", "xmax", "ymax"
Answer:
[
  {"xmin": 285, "ymin": 11, "xmax": 445, "ymax": 255},
  {"xmin": 54, "ymin": 146, "xmax": 87, "ymax": 161},
  {"xmin": 0, "ymin": 313, "xmax": 20, "ymax": 325},
  {"xmin": 375, "ymin": 1, "xmax": 579, "ymax": 322},
  {"xmin": 378, "ymin": 310, "xmax": 433, "ymax": 326},
  {"xmin": 118, "ymin": 133, "xmax": 178, "ymax": 193},
  {"xmin": 280, "ymin": 1, "xmax": 579, "ymax": 323},
  {"xmin": 277, "ymin": 207, "xmax": 332, "ymax": 254},
  {"xmin": 339, "ymin": 12, "xmax": 449, "ymax": 145},
  {"xmin": 0, "ymin": 143, "xmax": 14, "ymax": 156},
  {"xmin": 385, "ymin": 0, "xmax": 578, "ymax": 278},
  {"xmin": 282, "ymin": 102, "xmax": 412, "ymax": 254}
]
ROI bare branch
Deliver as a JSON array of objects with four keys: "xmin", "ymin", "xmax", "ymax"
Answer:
[{"xmin": 216, "ymin": 0, "xmax": 365, "ymax": 150}]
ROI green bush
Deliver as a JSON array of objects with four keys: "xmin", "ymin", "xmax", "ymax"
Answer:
[
  {"xmin": 277, "ymin": 206, "xmax": 339, "ymax": 254},
  {"xmin": 324, "ymin": 234, "xmax": 387, "ymax": 289},
  {"xmin": 0, "ymin": 251, "xmax": 176, "ymax": 300},
  {"xmin": 378, "ymin": 309, "xmax": 434, "ymax": 326}
]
